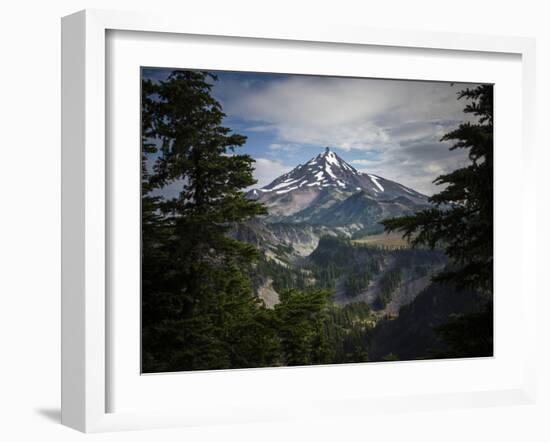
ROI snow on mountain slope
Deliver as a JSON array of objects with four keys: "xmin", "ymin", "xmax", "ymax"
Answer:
[
  {"xmin": 255, "ymin": 147, "xmax": 366, "ymax": 194},
  {"xmin": 233, "ymin": 148, "xmax": 436, "ymax": 274},
  {"xmin": 247, "ymin": 148, "xmax": 429, "ymax": 221}
]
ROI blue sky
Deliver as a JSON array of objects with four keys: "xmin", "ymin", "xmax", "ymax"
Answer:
[{"xmin": 142, "ymin": 68, "xmax": 482, "ymax": 196}]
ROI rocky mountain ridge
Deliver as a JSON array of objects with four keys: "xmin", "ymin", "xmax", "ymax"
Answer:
[{"xmin": 247, "ymin": 147, "xmax": 431, "ymax": 236}]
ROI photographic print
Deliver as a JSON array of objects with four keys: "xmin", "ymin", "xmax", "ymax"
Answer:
[{"xmin": 141, "ymin": 68, "xmax": 493, "ymax": 373}]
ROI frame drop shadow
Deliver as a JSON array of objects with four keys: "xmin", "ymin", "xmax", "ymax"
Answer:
[{"xmin": 35, "ymin": 407, "xmax": 61, "ymax": 423}]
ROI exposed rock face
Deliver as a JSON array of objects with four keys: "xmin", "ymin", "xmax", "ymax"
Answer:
[
  {"xmin": 257, "ymin": 278, "xmax": 280, "ymax": 309},
  {"xmin": 230, "ymin": 219, "xmax": 338, "ymax": 260}
]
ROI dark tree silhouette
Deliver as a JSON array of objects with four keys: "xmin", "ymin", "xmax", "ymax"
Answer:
[
  {"xmin": 382, "ymin": 85, "xmax": 493, "ymax": 294},
  {"xmin": 382, "ymin": 84, "xmax": 494, "ymax": 358},
  {"xmin": 141, "ymin": 70, "xmax": 275, "ymax": 372},
  {"xmin": 140, "ymin": 70, "xmax": 373, "ymax": 372}
]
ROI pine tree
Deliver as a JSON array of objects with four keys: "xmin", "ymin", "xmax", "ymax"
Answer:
[
  {"xmin": 141, "ymin": 70, "xmax": 275, "ymax": 372},
  {"xmin": 382, "ymin": 85, "xmax": 493, "ymax": 294},
  {"xmin": 382, "ymin": 85, "xmax": 494, "ymax": 358},
  {"xmin": 274, "ymin": 289, "xmax": 331, "ymax": 366}
]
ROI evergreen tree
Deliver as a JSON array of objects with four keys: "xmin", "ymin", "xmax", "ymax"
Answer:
[
  {"xmin": 382, "ymin": 84, "xmax": 494, "ymax": 357},
  {"xmin": 382, "ymin": 85, "xmax": 493, "ymax": 294},
  {"xmin": 141, "ymin": 70, "xmax": 274, "ymax": 372},
  {"xmin": 273, "ymin": 289, "xmax": 332, "ymax": 366}
]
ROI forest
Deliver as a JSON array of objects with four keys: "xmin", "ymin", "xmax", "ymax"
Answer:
[{"xmin": 141, "ymin": 69, "xmax": 493, "ymax": 373}]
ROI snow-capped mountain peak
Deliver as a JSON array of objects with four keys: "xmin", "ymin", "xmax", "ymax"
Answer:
[
  {"xmin": 258, "ymin": 147, "xmax": 365, "ymax": 195},
  {"xmin": 247, "ymin": 147, "xmax": 428, "ymax": 222},
  {"xmin": 309, "ymin": 147, "xmax": 360, "ymax": 176},
  {"xmin": 245, "ymin": 147, "xmax": 429, "ymax": 234}
]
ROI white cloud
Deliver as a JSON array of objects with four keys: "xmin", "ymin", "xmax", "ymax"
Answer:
[
  {"xmin": 250, "ymin": 157, "xmax": 293, "ymax": 189},
  {"xmin": 268, "ymin": 143, "xmax": 301, "ymax": 151},
  {"xmin": 224, "ymin": 76, "xmax": 474, "ymax": 151},
  {"xmin": 352, "ymin": 141, "xmax": 470, "ymax": 195}
]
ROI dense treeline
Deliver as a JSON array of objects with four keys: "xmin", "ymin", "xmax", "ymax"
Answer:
[
  {"xmin": 308, "ymin": 236, "xmax": 383, "ymax": 295},
  {"xmin": 324, "ymin": 302, "xmax": 372, "ymax": 363},
  {"xmin": 367, "ymin": 282, "xmax": 484, "ymax": 361},
  {"xmin": 275, "ymin": 293, "xmax": 374, "ymax": 366},
  {"xmin": 374, "ymin": 268, "xmax": 401, "ymax": 309}
]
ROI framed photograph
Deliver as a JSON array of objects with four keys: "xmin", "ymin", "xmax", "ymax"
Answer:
[{"xmin": 61, "ymin": 9, "xmax": 537, "ymax": 432}]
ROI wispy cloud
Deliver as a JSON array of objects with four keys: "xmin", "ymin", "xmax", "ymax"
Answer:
[
  {"xmin": 351, "ymin": 140, "xmax": 470, "ymax": 195},
  {"xmin": 268, "ymin": 143, "xmax": 303, "ymax": 151},
  {"xmin": 250, "ymin": 157, "xmax": 293, "ymax": 189},
  {"xmin": 223, "ymin": 76, "xmax": 473, "ymax": 150}
]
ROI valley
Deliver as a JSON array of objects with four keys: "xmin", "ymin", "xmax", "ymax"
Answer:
[
  {"xmin": 232, "ymin": 147, "xmax": 488, "ymax": 362},
  {"xmin": 236, "ymin": 148, "xmax": 448, "ymax": 324}
]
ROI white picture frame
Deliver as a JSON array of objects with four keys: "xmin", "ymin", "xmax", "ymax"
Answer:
[{"xmin": 61, "ymin": 9, "xmax": 538, "ymax": 433}]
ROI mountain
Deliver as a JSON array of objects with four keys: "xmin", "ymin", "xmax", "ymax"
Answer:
[
  {"xmin": 234, "ymin": 148, "xmax": 443, "ymax": 313},
  {"xmin": 247, "ymin": 147, "xmax": 430, "ymax": 234}
]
